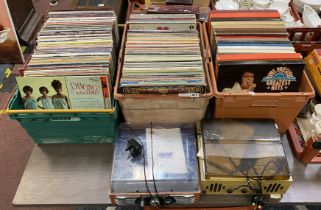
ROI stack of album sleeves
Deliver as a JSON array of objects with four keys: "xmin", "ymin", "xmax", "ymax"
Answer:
[
  {"xmin": 119, "ymin": 14, "xmax": 207, "ymax": 94},
  {"xmin": 209, "ymin": 10, "xmax": 305, "ymax": 93},
  {"xmin": 17, "ymin": 11, "xmax": 118, "ymax": 110}
]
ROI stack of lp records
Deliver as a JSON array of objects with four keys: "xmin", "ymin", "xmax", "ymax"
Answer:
[
  {"xmin": 209, "ymin": 10, "xmax": 304, "ymax": 93},
  {"xmin": 17, "ymin": 11, "xmax": 118, "ymax": 110},
  {"xmin": 119, "ymin": 14, "xmax": 208, "ymax": 94}
]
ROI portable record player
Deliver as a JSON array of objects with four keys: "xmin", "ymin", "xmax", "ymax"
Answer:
[
  {"xmin": 198, "ymin": 119, "xmax": 292, "ymax": 196},
  {"xmin": 109, "ymin": 123, "xmax": 200, "ymax": 206}
]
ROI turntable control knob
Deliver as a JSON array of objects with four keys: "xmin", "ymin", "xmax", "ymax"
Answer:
[{"xmin": 241, "ymin": 188, "xmax": 248, "ymax": 194}]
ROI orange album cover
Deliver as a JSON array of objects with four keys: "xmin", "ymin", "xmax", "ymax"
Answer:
[{"xmin": 209, "ymin": 10, "xmax": 281, "ymax": 19}]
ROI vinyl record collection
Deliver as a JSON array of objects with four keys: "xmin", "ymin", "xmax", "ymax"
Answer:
[
  {"xmin": 17, "ymin": 10, "xmax": 118, "ymax": 109},
  {"xmin": 209, "ymin": 10, "xmax": 305, "ymax": 93},
  {"xmin": 129, "ymin": 13, "xmax": 197, "ymax": 30},
  {"xmin": 119, "ymin": 14, "xmax": 208, "ymax": 94},
  {"xmin": 6, "ymin": 1, "xmax": 321, "ymax": 206}
]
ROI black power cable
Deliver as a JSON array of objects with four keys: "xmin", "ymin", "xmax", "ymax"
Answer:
[
  {"xmin": 124, "ymin": 125, "xmax": 159, "ymax": 207},
  {"xmin": 149, "ymin": 122, "xmax": 162, "ymax": 206},
  {"xmin": 214, "ymin": 140, "xmax": 283, "ymax": 202},
  {"xmin": 50, "ymin": 0, "xmax": 58, "ymax": 6}
]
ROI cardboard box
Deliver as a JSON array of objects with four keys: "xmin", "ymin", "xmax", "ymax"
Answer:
[{"xmin": 305, "ymin": 49, "xmax": 321, "ymax": 96}]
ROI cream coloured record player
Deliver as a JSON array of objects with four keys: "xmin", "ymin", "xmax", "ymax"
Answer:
[{"xmin": 198, "ymin": 119, "xmax": 292, "ymax": 196}]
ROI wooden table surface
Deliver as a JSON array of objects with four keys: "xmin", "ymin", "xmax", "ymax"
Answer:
[{"xmin": 13, "ymin": 135, "xmax": 321, "ymax": 207}]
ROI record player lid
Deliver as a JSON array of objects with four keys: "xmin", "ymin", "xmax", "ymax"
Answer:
[
  {"xmin": 202, "ymin": 119, "xmax": 280, "ymax": 143},
  {"xmin": 111, "ymin": 123, "xmax": 199, "ymax": 194},
  {"xmin": 201, "ymin": 119, "xmax": 290, "ymax": 178}
]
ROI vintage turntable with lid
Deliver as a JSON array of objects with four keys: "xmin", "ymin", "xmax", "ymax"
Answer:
[
  {"xmin": 109, "ymin": 123, "xmax": 200, "ymax": 206},
  {"xmin": 198, "ymin": 119, "xmax": 292, "ymax": 196}
]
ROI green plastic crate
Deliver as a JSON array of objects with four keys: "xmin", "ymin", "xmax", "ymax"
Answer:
[{"xmin": 6, "ymin": 91, "xmax": 119, "ymax": 144}]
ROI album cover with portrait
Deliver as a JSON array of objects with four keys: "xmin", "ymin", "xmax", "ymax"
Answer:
[
  {"xmin": 217, "ymin": 60, "xmax": 305, "ymax": 93},
  {"xmin": 16, "ymin": 77, "xmax": 70, "ymax": 110},
  {"xmin": 16, "ymin": 76, "xmax": 111, "ymax": 110}
]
